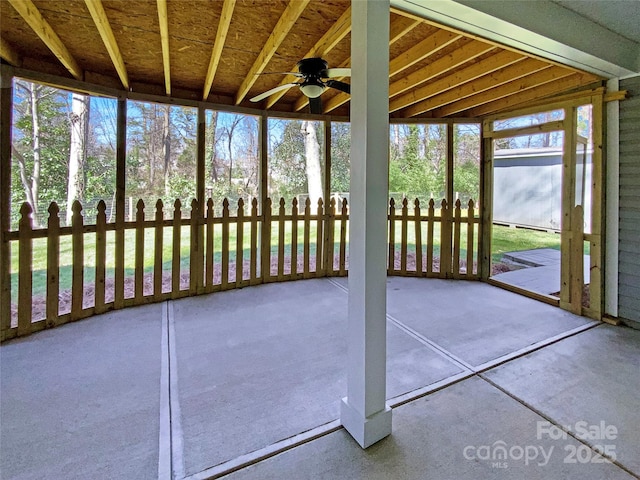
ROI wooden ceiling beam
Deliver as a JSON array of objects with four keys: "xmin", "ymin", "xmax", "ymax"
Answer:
[
  {"xmin": 203, "ymin": 0, "xmax": 236, "ymax": 100},
  {"xmin": 7, "ymin": 0, "xmax": 82, "ymax": 79},
  {"xmin": 389, "ymin": 49, "xmax": 521, "ymax": 112},
  {"xmin": 84, "ymin": 0, "xmax": 129, "ymax": 89},
  {"xmin": 235, "ymin": 0, "xmax": 310, "ymax": 105},
  {"xmin": 430, "ymin": 66, "xmax": 576, "ymax": 117},
  {"xmin": 389, "ymin": 40, "xmax": 494, "ymax": 99},
  {"xmin": 389, "ymin": 30, "xmax": 461, "ymax": 76},
  {"xmin": 389, "ymin": 16, "xmax": 422, "ymax": 44},
  {"xmin": 264, "ymin": 5, "xmax": 351, "ymax": 109},
  {"xmin": 0, "ymin": 37, "xmax": 21, "ymax": 66},
  {"xmin": 157, "ymin": 0, "xmax": 171, "ymax": 95},
  {"xmin": 399, "ymin": 56, "xmax": 548, "ymax": 116},
  {"xmin": 321, "ymin": 17, "xmax": 445, "ymax": 114},
  {"xmin": 468, "ymin": 73, "xmax": 599, "ymax": 117}
]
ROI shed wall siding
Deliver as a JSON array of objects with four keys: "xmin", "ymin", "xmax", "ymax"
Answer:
[{"xmin": 619, "ymin": 75, "xmax": 640, "ymax": 325}]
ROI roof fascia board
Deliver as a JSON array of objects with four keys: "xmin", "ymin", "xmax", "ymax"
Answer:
[{"xmin": 391, "ymin": 0, "xmax": 639, "ymax": 78}]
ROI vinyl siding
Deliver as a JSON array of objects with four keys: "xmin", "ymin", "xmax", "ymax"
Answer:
[{"xmin": 619, "ymin": 75, "xmax": 640, "ymax": 324}]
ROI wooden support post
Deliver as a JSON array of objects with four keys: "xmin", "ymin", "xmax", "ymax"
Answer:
[
  {"xmin": 303, "ymin": 198, "xmax": 310, "ymax": 278},
  {"xmin": 196, "ymin": 106, "xmax": 206, "ymax": 292},
  {"xmin": 172, "ymin": 199, "xmax": 182, "ymax": 297},
  {"xmin": 259, "ymin": 114, "xmax": 268, "ymax": 279},
  {"xmin": 189, "ymin": 198, "xmax": 202, "ymax": 293},
  {"xmin": 114, "ymin": 97, "xmax": 126, "ymax": 309},
  {"xmin": 291, "ymin": 198, "xmax": 299, "ymax": 277},
  {"xmin": 560, "ymin": 107, "xmax": 577, "ymax": 310},
  {"xmin": 70, "ymin": 201, "xmax": 84, "ymax": 319},
  {"xmin": 323, "ymin": 119, "xmax": 332, "ymax": 276},
  {"xmin": 277, "ymin": 198, "xmax": 285, "ymax": 280},
  {"xmin": 261, "ymin": 198, "xmax": 272, "ymax": 281},
  {"xmin": 453, "ymin": 199, "xmax": 462, "ymax": 277},
  {"xmin": 440, "ymin": 199, "xmax": 451, "ymax": 278},
  {"xmin": 315, "ymin": 198, "xmax": 324, "ymax": 275},
  {"xmin": 400, "ymin": 198, "xmax": 408, "ymax": 274},
  {"xmin": 339, "ymin": 199, "xmax": 348, "ymax": 276},
  {"xmin": 388, "ymin": 198, "xmax": 395, "ymax": 274},
  {"xmin": 197, "ymin": 106, "xmax": 206, "ymax": 208},
  {"xmin": 154, "ymin": 200, "xmax": 164, "ymax": 299},
  {"xmin": 0, "ymin": 70, "xmax": 14, "ymax": 335},
  {"xmin": 414, "ymin": 199, "xmax": 422, "ymax": 276},
  {"xmin": 135, "ymin": 199, "xmax": 145, "ymax": 300},
  {"xmin": 570, "ymin": 205, "xmax": 584, "ymax": 315},
  {"xmin": 466, "ymin": 199, "xmax": 475, "ymax": 277},
  {"xmin": 18, "ymin": 203, "xmax": 33, "ymax": 336},
  {"xmin": 427, "ymin": 199, "xmax": 435, "ymax": 275},
  {"xmin": 94, "ymin": 200, "xmax": 106, "ymax": 314},
  {"xmin": 236, "ymin": 199, "xmax": 245, "ymax": 287},
  {"xmin": 589, "ymin": 93, "xmax": 604, "ymax": 319},
  {"xmin": 204, "ymin": 199, "xmax": 214, "ymax": 290},
  {"xmin": 250, "ymin": 198, "xmax": 258, "ymax": 284},
  {"xmin": 479, "ymin": 120, "xmax": 493, "ymax": 280},
  {"xmin": 221, "ymin": 198, "xmax": 230, "ymax": 288},
  {"xmin": 324, "ymin": 197, "xmax": 336, "ymax": 275},
  {"xmin": 47, "ymin": 202, "xmax": 61, "ymax": 325},
  {"xmin": 446, "ymin": 121, "xmax": 455, "ymax": 208}
]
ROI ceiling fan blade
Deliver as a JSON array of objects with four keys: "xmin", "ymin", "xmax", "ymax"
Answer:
[
  {"xmin": 326, "ymin": 80, "xmax": 350, "ymax": 94},
  {"xmin": 323, "ymin": 68, "xmax": 351, "ymax": 78},
  {"xmin": 250, "ymin": 83, "xmax": 299, "ymax": 102},
  {"xmin": 258, "ymin": 71, "xmax": 304, "ymax": 77},
  {"xmin": 309, "ymin": 96, "xmax": 322, "ymax": 115}
]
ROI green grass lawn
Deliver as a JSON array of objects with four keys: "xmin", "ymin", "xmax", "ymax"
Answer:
[
  {"xmin": 10, "ymin": 221, "xmax": 567, "ymax": 299},
  {"xmin": 491, "ymin": 226, "xmax": 561, "ymax": 263}
]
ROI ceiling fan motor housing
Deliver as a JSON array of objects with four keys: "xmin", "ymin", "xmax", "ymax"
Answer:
[{"xmin": 296, "ymin": 58, "xmax": 329, "ymax": 78}]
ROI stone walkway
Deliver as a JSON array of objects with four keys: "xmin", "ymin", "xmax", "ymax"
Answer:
[{"xmin": 492, "ymin": 248, "xmax": 590, "ymax": 296}]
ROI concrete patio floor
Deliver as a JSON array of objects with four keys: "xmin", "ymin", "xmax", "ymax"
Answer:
[{"xmin": 1, "ymin": 277, "xmax": 638, "ymax": 480}]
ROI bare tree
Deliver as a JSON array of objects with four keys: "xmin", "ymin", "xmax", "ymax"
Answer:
[
  {"xmin": 162, "ymin": 104, "xmax": 172, "ymax": 197},
  {"xmin": 66, "ymin": 93, "xmax": 90, "ymax": 224},
  {"xmin": 301, "ymin": 120, "xmax": 323, "ymax": 208}
]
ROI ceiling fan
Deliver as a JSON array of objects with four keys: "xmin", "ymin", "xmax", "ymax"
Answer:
[{"xmin": 250, "ymin": 58, "xmax": 351, "ymax": 114}]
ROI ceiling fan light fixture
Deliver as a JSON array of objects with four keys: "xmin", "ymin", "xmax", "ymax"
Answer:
[{"xmin": 300, "ymin": 83, "xmax": 325, "ymax": 98}]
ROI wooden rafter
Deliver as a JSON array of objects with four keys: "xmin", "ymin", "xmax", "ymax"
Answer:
[
  {"xmin": 203, "ymin": 0, "xmax": 236, "ymax": 100},
  {"xmin": 322, "ymin": 24, "xmax": 461, "ymax": 114},
  {"xmin": 389, "ymin": 40, "xmax": 495, "ymax": 100},
  {"xmin": 388, "ymin": 30, "xmax": 460, "ymax": 76},
  {"xmin": 0, "ymin": 37, "xmax": 21, "ymax": 66},
  {"xmin": 7, "ymin": 0, "xmax": 82, "ymax": 79},
  {"xmin": 399, "ymin": 56, "xmax": 549, "ymax": 116},
  {"xmin": 293, "ymin": 14, "xmax": 421, "ymax": 113},
  {"xmin": 468, "ymin": 73, "xmax": 599, "ymax": 117},
  {"xmin": 157, "ymin": 0, "xmax": 171, "ymax": 95},
  {"xmin": 431, "ymin": 66, "xmax": 575, "ymax": 117},
  {"xmin": 389, "ymin": 16, "xmax": 422, "ymax": 44},
  {"xmin": 235, "ymin": 0, "xmax": 310, "ymax": 105},
  {"xmin": 389, "ymin": 49, "xmax": 520, "ymax": 112},
  {"xmin": 263, "ymin": 5, "xmax": 351, "ymax": 109},
  {"xmin": 84, "ymin": 0, "xmax": 129, "ymax": 89}
]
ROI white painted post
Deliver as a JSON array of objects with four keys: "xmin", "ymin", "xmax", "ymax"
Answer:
[{"xmin": 340, "ymin": 0, "xmax": 392, "ymax": 448}]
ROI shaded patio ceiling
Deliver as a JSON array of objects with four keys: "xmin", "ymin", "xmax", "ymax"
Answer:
[{"xmin": 0, "ymin": 0, "xmax": 604, "ymax": 118}]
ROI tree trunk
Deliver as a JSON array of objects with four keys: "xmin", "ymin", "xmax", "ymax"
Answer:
[
  {"xmin": 30, "ymin": 85, "xmax": 41, "ymax": 220},
  {"xmin": 66, "ymin": 93, "xmax": 90, "ymax": 224},
  {"xmin": 162, "ymin": 105, "xmax": 171, "ymax": 197},
  {"xmin": 209, "ymin": 111, "xmax": 218, "ymax": 182},
  {"xmin": 301, "ymin": 121, "xmax": 323, "ymax": 210}
]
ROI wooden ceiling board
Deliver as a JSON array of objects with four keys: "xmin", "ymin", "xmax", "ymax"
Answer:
[
  {"xmin": 0, "ymin": 0, "xmax": 604, "ymax": 118},
  {"xmin": 32, "ymin": 0, "xmax": 118, "ymax": 80}
]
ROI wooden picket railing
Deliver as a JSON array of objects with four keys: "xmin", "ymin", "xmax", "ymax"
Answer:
[{"xmin": 1, "ymin": 196, "xmax": 479, "ymax": 341}]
